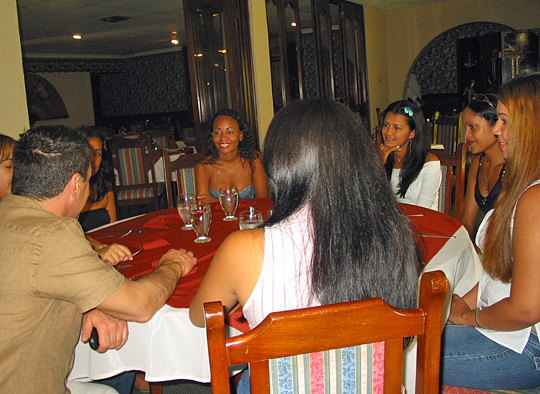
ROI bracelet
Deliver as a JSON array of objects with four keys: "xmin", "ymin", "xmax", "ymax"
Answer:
[{"xmin": 475, "ymin": 307, "xmax": 484, "ymax": 329}]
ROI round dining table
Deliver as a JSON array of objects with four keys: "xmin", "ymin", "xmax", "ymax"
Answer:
[{"xmin": 69, "ymin": 198, "xmax": 482, "ymax": 391}]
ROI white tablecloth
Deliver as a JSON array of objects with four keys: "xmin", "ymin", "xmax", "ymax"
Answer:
[
  {"xmin": 70, "ymin": 224, "xmax": 481, "ymax": 386},
  {"xmin": 69, "ymin": 306, "xmax": 242, "ymax": 383}
]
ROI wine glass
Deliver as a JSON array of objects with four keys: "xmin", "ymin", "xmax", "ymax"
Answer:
[
  {"xmin": 239, "ymin": 207, "xmax": 264, "ymax": 230},
  {"xmin": 190, "ymin": 203, "xmax": 213, "ymax": 243},
  {"xmin": 219, "ymin": 186, "xmax": 239, "ymax": 221},
  {"xmin": 177, "ymin": 193, "xmax": 196, "ymax": 230}
]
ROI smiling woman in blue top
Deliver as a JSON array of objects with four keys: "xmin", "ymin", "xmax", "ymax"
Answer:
[
  {"xmin": 195, "ymin": 109, "xmax": 268, "ymax": 203},
  {"xmin": 379, "ymin": 100, "xmax": 441, "ymax": 210}
]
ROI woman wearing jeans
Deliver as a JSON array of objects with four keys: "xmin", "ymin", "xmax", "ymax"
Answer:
[{"xmin": 441, "ymin": 73, "xmax": 540, "ymax": 389}]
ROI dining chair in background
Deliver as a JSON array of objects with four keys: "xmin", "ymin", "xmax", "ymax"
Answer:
[
  {"xmin": 110, "ymin": 135, "xmax": 160, "ymax": 218},
  {"xmin": 145, "ymin": 129, "xmax": 176, "ymax": 150},
  {"xmin": 432, "ymin": 143, "xmax": 467, "ymax": 219},
  {"xmin": 432, "ymin": 111, "xmax": 461, "ymax": 156},
  {"xmin": 204, "ymin": 270, "xmax": 448, "ymax": 394},
  {"xmin": 163, "ymin": 151, "xmax": 205, "ymax": 208}
]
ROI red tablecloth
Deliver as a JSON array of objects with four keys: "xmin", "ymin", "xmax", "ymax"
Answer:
[{"xmin": 90, "ymin": 200, "xmax": 462, "ymax": 313}]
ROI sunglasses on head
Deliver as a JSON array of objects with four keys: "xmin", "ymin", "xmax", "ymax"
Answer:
[{"xmin": 472, "ymin": 94, "xmax": 497, "ymax": 108}]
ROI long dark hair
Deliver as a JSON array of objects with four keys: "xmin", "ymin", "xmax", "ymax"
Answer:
[
  {"xmin": 263, "ymin": 98, "xmax": 422, "ymax": 309},
  {"xmin": 382, "ymin": 100, "xmax": 431, "ymax": 198},
  {"xmin": 200, "ymin": 109, "xmax": 259, "ymax": 170},
  {"xmin": 75, "ymin": 126, "xmax": 114, "ymax": 202}
]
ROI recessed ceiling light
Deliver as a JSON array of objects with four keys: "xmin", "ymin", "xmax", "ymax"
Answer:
[
  {"xmin": 73, "ymin": 34, "xmax": 82, "ymax": 40},
  {"xmin": 171, "ymin": 39, "xmax": 179, "ymax": 45}
]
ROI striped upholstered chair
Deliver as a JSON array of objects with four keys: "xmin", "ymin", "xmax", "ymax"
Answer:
[
  {"xmin": 162, "ymin": 151, "xmax": 204, "ymax": 208},
  {"xmin": 110, "ymin": 135, "xmax": 160, "ymax": 215},
  {"xmin": 204, "ymin": 271, "xmax": 448, "ymax": 394}
]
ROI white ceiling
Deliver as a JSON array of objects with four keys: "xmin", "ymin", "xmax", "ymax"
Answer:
[{"xmin": 17, "ymin": 0, "xmax": 457, "ymax": 58}]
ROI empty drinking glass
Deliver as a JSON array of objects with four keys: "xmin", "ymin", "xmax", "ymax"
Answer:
[
  {"xmin": 219, "ymin": 186, "xmax": 239, "ymax": 221},
  {"xmin": 177, "ymin": 193, "xmax": 196, "ymax": 230},
  {"xmin": 239, "ymin": 207, "xmax": 264, "ymax": 230},
  {"xmin": 191, "ymin": 203, "xmax": 213, "ymax": 243}
]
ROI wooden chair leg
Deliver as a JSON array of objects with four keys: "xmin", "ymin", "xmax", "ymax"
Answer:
[{"xmin": 149, "ymin": 383, "xmax": 162, "ymax": 394}]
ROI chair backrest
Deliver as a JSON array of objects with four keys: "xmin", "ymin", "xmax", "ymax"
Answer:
[
  {"xmin": 432, "ymin": 143, "xmax": 467, "ymax": 218},
  {"xmin": 109, "ymin": 135, "xmax": 159, "ymax": 209},
  {"xmin": 163, "ymin": 151, "xmax": 205, "ymax": 207},
  {"xmin": 145, "ymin": 129, "xmax": 175, "ymax": 150},
  {"xmin": 433, "ymin": 112, "xmax": 460, "ymax": 156},
  {"xmin": 205, "ymin": 270, "xmax": 448, "ymax": 394}
]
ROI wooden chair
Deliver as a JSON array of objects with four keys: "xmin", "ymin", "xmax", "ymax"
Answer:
[
  {"xmin": 204, "ymin": 270, "xmax": 448, "ymax": 394},
  {"xmin": 110, "ymin": 135, "xmax": 160, "ymax": 215},
  {"xmin": 163, "ymin": 151, "xmax": 205, "ymax": 208},
  {"xmin": 145, "ymin": 129, "xmax": 175, "ymax": 150},
  {"xmin": 433, "ymin": 112, "xmax": 460, "ymax": 156},
  {"xmin": 431, "ymin": 143, "xmax": 467, "ymax": 219}
]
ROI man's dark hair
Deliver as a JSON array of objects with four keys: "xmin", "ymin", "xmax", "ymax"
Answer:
[{"xmin": 12, "ymin": 125, "xmax": 91, "ymax": 200}]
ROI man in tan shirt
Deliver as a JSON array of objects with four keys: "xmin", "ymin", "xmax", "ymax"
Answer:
[{"xmin": 0, "ymin": 126, "xmax": 197, "ymax": 394}]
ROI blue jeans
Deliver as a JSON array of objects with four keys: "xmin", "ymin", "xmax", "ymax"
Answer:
[
  {"xmin": 92, "ymin": 371, "xmax": 135, "ymax": 394},
  {"xmin": 441, "ymin": 325, "xmax": 540, "ymax": 389}
]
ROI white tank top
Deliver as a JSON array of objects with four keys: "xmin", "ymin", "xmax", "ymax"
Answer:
[
  {"xmin": 475, "ymin": 179, "xmax": 540, "ymax": 353},
  {"xmin": 242, "ymin": 206, "xmax": 320, "ymax": 329}
]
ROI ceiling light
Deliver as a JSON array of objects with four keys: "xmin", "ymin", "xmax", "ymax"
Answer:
[
  {"xmin": 291, "ymin": 22, "xmax": 297, "ymax": 27},
  {"xmin": 73, "ymin": 34, "xmax": 82, "ymax": 40},
  {"xmin": 172, "ymin": 31, "xmax": 178, "ymax": 35},
  {"xmin": 171, "ymin": 39, "xmax": 179, "ymax": 45},
  {"xmin": 218, "ymin": 49, "xmax": 226, "ymax": 54}
]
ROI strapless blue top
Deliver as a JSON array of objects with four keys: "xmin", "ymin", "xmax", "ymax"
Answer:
[{"xmin": 209, "ymin": 184, "xmax": 255, "ymax": 199}]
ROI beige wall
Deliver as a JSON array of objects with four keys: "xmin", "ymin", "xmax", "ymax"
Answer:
[
  {"xmin": 0, "ymin": 0, "xmax": 29, "ymax": 139},
  {"xmin": 249, "ymin": 1, "xmax": 274, "ymax": 149},
  {"xmin": 363, "ymin": 5, "xmax": 388, "ymax": 126},
  {"xmin": 33, "ymin": 72, "xmax": 95, "ymax": 129}
]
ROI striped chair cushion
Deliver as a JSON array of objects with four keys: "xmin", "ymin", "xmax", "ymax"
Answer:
[
  {"xmin": 176, "ymin": 168, "xmax": 196, "ymax": 196},
  {"xmin": 116, "ymin": 187, "xmax": 155, "ymax": 200},
  {"xmin": 441, "ymin": 386, "xmax": 540, "ymax": 394},
  {"xmin": 269, "ymin": 342, "xmax": 385, "ymax": 394},
  {"xmin": 118, "ymin": 147, "xmax": 147, "ymax": 186}
]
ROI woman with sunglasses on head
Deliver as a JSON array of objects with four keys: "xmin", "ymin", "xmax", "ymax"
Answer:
[
  {"xmin": 460, "ymin": 94, "xmax": 506, "ymax": 241},
  {"xmin": 380, "ymin": 100, "xmax": 441, "ymax": 210},
  {"xmin": 442, "ymin": 73, "xmax": 540, "ymax": 390}
]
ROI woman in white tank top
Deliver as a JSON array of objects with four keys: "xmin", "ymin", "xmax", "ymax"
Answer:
[{"xmin": 441, "ymin": 73, "xmax": 540, "ymax": 390}]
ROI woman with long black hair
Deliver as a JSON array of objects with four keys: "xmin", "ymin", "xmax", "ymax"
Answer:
[{"xmin": 380, "ymin": 100, "xmax": 441, "ymax": 209}]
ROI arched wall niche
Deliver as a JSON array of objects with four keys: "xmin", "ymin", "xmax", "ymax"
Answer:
[{"xmin": 403, "ymin": 22, "xmax": 514, "ymax": 119}]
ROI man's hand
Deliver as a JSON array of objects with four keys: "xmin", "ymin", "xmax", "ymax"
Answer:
[
  {"xmin": 97, "ymin": 243, "xmax": 133, "ymax": 265},
  {"xmin": 81, "ymin": 309, "xmax": 129, "ymax": 353},
  {"xmin": 157, "ymin": 249, "xmax": 197, "ymax": 277}
]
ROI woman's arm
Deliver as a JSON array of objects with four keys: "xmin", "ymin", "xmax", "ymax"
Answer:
[
  {"xmin": 460, "ymin": 155, "xmax": 481, "ymax": 237},
  {"xmin": 412, "ymin": 155, "xmax": 442, "ymax": 209},
  {"xmin": 105, "ymin": 190, "xmax": 117, "ymax": 223},
  {"xmin": 450, "ymin": 185, "xmax": 540, "ymax": 330},
  {"xmin": 252, "ymin": 154, "xmax": 268, "ymax": 198},
  {"xmin": 194, "ymin": 162, "xmax": 218, "ymax": 203},
  {"xmin": 189, "ymin": 229, "xmax": 264, "ymax": 327}
]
